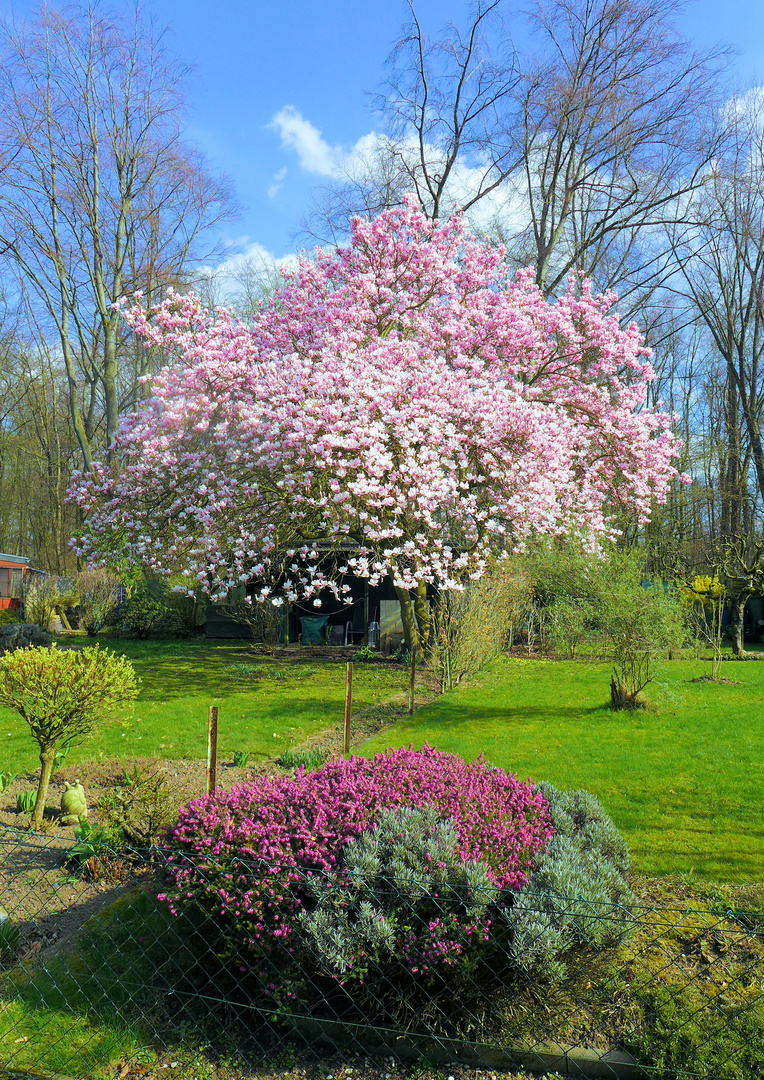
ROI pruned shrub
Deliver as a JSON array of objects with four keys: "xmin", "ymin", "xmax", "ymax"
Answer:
[{"xmin": 0, "ymin": 644, "xmax": 138, "ymax": 828}]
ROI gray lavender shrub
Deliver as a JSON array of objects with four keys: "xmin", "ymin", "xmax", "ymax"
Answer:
[
  {"xmin": 504, "ymin": 782, "xmax": 635, "ymax": 981},
  {"xmin": 297, "ymin": 805, "xmax": 497, "ymax": 980},
  {"xmin": 534, "ymin": 782, "xmax": 630, "ymax": 871}
]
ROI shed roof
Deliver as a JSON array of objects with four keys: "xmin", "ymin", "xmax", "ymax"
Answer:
[{"xmin": 0, "ymin": 554, "xmax": 29, "ymax": 568}]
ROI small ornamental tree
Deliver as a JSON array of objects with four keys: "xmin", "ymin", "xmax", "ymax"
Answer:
[
  {"xmin": 681, "ymin": 574, "xmax": 726, "ymax": 679},
  {"xmin": 0, "ymin": 645, "xmax": 138, "ymax": 828},
  {"xmin": 71, "ymin": 202, "xmax": 682, "ymax": 653}
]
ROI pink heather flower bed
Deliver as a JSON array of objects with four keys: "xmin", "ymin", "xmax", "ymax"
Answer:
[{"xmin": 161, "ymin": 746, "xmax": 552, "ymax": 899}]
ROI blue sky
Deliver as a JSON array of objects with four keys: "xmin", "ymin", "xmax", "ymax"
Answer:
[{"xmin": 3, "ymin": 0, "xmax": 764, "ymax": 267}]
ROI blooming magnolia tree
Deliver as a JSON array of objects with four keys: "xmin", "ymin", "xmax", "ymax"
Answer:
[{"xmin": 72, "ymin": 202, "xmax": 680, "ymax": 653}]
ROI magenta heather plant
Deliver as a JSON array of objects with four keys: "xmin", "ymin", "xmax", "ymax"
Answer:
[
  {"xmin": 156, "ymin": 748, "xmax": 551, "ymax": 991},
  {"xmin": 162, "ymin": 745, "xmax": 551, "ymax": 893},
  {"xmin": 156, "ymin": 747, "xmax": 552, "ymax": 1016}
]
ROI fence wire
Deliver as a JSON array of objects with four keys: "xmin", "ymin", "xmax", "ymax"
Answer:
[{"xmin": 0, "ymin": 827, "xmax": 762, "ymax": 1080}]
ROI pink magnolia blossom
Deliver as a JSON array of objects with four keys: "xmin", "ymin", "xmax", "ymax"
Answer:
[{"xmin": 70, "ymin": 200, "xmax": 681, "ymax": 599}]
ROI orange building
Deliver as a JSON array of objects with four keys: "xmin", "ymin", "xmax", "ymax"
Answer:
[{"xmin": 0, "ymin": 554, "xmax": 44, "ymax": 612}]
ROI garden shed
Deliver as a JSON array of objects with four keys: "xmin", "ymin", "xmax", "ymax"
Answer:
[
  {"xmin": 0, "ymin": 553, "xmax": 46, "ymax": 613},
  {"xmin": 206, "ymin": 571, "xmax": 407, "ymax": 652}
]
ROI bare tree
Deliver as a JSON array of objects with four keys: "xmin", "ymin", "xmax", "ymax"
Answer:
[
  {"xmin": 303, "ymin": 0, "xmax": 727, "ymax": 306},
  {"xmin": 668, "ymin": 93, "xmax": 764, "ymax": 525},
  {"xmin": 0, "ymin": 3, "xmax": 238, "ymax": 471},
  {"xmin": 0, "ymin": 310, "xmax": 81, "ymax": 572},
  {"xmin": 301, "ymin": 0, "xmax": 521, "ymax": 243},
  {"xmin": 513, "ymin": 0, "xmax": 728, "ymax": 297}
]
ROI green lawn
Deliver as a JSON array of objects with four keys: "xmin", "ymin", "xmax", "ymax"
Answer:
[
  {"xmin": 0, "ymin": 637, "xmax": 408, "ymax": 775},
  {"xmin": 3, "ymin": 637, "xmax": 762, "ymax": 884},
  {"xmin": 360, "ymin": 655, "xmax": 764, "ymax": 883}
]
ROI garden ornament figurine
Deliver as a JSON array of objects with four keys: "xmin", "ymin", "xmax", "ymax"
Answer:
[{"xmin": 60, "ymin": 779, "xmax": 87, "ymax": 825}]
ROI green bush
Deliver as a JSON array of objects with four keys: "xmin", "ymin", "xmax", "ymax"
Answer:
[
  {"xmin": 111, "ymin": 582, "xmax": 188, "ymax": 639},
  {"xmin": 0, "ymin": 609, "xmax": 21, "ymax": 627},
  {"xmin": 77, "ymin": 568, "xmax": 120, "ymax": 635},
  {"xmin": 433, "ymin": 561, "xmax": 531, "ymax": 689},
  {"xmin": 98, "ymin": 761, "xmax": 174, "ymax": 847},
  {"xmin": 22, "ymin": 577, "xmax": 61, "ymax": 630},
  {"xmin": 524, "ymin": 543, "xmax": 687, "ymax": 706}
]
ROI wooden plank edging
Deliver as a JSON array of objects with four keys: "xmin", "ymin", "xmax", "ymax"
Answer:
[{"xmin": 289, "ymin": 1017, "xmax": 650, "ymax": 1079}]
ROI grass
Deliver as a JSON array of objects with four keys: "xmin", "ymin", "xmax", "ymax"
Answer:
[
  {"xmin": 359, "ymin": 654, "xmax": 764, "ymax": 883},
  {"xmin": 0, "ymin": 636, "xmax": 409, "ymax": 776},
  {"xmin": 2, "ymin": 635, "xmax": 762, "ymax": 882}
]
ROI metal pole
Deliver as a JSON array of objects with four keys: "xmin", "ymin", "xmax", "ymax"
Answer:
[
  {"xmin": 206, "ymin": 705, "xmax": 218, "ymax": 795},
  {"xmin": 343, "ymin": 662, "xmax": 353, "ymax": 756},
  {"xmin": 408, "ymin": 648, "xmax": 416, "ymax": 715}
]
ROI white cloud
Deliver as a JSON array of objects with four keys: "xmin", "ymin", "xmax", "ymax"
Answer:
[
  {"xmin": 269, "ymin": 105, "xmax": 342, "ymax": 176},
  {"xmin": 194, "ymin": 240, "xmax": 302, "ymax": 309},
  {"xmin": 268, "ymin": 105, "xmax": 532, "ymax": 246},
  {"xmin": 217, "ymin": 239, "xmax": 299, "ymax": 277},
  {"xmin": 267, "ymin": 166, "xmax": 288, "ymax": 199}
]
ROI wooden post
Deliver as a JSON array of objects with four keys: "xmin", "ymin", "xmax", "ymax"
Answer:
[
  {"xmin": 343, "ymin": 662, "xmax": 353, "ymax": 756},
  {"xmin": 408, "ymin": 648, "xmax": 416, "ymax": 715},
  {"xmin": 363, "ymin": 580, "xmax": 369, "ymax": 646},
  {"xmin": 206, "ymin": 706, "xmax": 218, "ymax": 795}
]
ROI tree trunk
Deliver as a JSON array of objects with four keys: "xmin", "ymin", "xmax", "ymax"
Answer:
[
  {"xmin": 729, "ymin": 595, "xmax": 747, "ymax": 657},
  {"xmin": 395, "ymin": 581, "xmax": 433, "ymax": 660},
  {"xmin": 395, "ymin": 586, "xmax": 421, "ymax": 653},
  {"xmin": 32, "ymin": 747, "xmax": 56, "ymax": 831}
]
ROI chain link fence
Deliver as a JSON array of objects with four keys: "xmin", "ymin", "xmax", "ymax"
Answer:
[{"xmin": 0, "ymin": 826, "xmax": 762, "ymax": 1080}]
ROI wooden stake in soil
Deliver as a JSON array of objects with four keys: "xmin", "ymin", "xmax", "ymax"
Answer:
[
  {"xmin": 206, "ymin": 705, "xmax": 218, "ymax": 795},
  {"xmin": 408, "ymin": 648, "xmax": 417, "ymax": 715},
  {"xmin": 343, "ymin": 662, "xmax": 353, "ymax": 756}
]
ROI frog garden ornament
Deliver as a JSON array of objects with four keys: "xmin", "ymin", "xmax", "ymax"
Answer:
[{"xmin": 60, "ymin": 780, "xmax": 87, "ymax": 825}]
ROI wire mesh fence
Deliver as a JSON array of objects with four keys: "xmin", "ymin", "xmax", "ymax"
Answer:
[{"xmin": 0, "ymin": 826, "xmax": 762, "ymax": 1080}]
